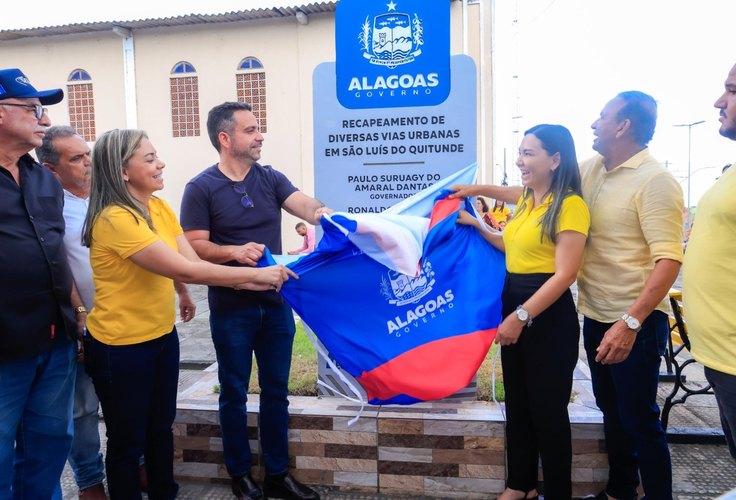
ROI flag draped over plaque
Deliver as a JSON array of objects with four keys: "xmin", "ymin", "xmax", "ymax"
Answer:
[{"xmin": 264, "ymin": 165, "xmax": 505, "ymax": 407}]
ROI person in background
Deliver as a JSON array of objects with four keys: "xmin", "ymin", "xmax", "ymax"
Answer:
[
  {"xmin": 476, "ymin": 196, "xmax": 499, "ymax": 229},
  {"xmin": 37, "ymin": 126, "xmax": 108, "ymax": 500},
  {"xmin": 181, "ymin": 101, "xmax": 330, "ymax": 500},
  {"xmin": 0, "ymin": 67, "xmax": 79, "ymax": 499},
  {"xmin": 453, "ymin": 91, "xmax": 683, "ymax": 499},
  {"xmin": 288, "ymin": 222, "xmax": 316, "ymax": 255},
  {"xmin": 491, "ymin": 198, "xmax": 513, "ymax": 225},
  {"xmin": 81, "ymin": 128, "xmax": 294, "ymax": 499},
  {"xmin": 683, "ymin": 62, "xmax": 736, "ymax": 462},
  {"xmin": 458, "ymin": 124, "xmax": 589, "ymax": 499}
]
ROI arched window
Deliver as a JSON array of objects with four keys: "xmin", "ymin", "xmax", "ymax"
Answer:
[
  {"xmin": 238, "ymin": 57, "xmax": 263, "ymax": 70},
  {"xmin": 170, "ymin": 61, "xmax": 200, "ymax": 137},
  {"xmin": 66, "ymin": 69, "xmax": 96, "ymax": 141},
  {"xmin": 236, "ymin": 57, "xmax": 267, "ymax": 133},
  {"xmin": 69, "ymin": 69, "xmax": 92, "ymax": 81},
  {"xmin": 172, "ymin": 62, "xmax": 196, "ymax": 74}
]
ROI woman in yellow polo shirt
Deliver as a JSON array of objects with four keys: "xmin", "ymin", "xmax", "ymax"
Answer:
[
  {"xmin": 81, "ymin": 129, "xmax": 294, "ymax": 499},
  {"xmin": 458, "ymin": 124, "xmax": 590, "ymax": 500},
  {"xmin": 491, "ymin": 198, "xmax": 512, "ymax": 225}
]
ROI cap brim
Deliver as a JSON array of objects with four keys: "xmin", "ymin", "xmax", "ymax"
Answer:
[
  {"xmin": 11, "ymin": 88, "xmax": 64, "ymax": 105},
  {"xmin": 36, "ymin": 88, "xmax": 64, "ymax": 105}
]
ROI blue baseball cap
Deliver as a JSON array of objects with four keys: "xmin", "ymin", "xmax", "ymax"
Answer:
[{"xmin": 0, "ymin": 68, "xmax": 63, "ymax": 105}]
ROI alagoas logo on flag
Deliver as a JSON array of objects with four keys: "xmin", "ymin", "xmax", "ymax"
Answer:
[{"xmin": 265, "ymin": 165, "xmax": 505, "ymax": 405}]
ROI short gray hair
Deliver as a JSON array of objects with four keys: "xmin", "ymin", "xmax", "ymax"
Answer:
[{"xmin": 35, "ymin": 125, "xmax": 79, "ymax": 164}]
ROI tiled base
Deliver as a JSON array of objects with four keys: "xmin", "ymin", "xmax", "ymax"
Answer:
[{"xmin": 175, "ymin": 364, "xmax": 607, "ymax": 498}]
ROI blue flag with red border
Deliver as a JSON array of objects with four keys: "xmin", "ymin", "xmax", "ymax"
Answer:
[{"xmin": 265, "ymin": 165, "xmax": 505, "ymax": 405}]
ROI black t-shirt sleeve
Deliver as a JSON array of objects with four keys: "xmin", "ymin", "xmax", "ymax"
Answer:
[
  {"xmin": 269, "ymin": 167, "xmax": 299, "ymax": 206},
  {"xmin": 180, "ymin": 180, "xmax": 211, "ymax": 232}
]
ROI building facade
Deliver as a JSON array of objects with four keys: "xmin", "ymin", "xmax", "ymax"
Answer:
[{"xmin": 0, "ymin": 1, "xmax": 492, "ymax": 248}]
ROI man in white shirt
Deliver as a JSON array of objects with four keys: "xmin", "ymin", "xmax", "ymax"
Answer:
[{"xmin": 37, "ymin": 126, "xmax": 106, "ymax": 500}]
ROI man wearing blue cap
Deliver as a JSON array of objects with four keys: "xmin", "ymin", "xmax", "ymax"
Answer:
[{"xmin": 0, "ymin": 68, "xmax": 81, "ymax": 498}]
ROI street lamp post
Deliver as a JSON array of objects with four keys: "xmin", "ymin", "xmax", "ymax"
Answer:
[{"xmin": 674, "ymin": 120, "xmax": 705, "ymax": 208}]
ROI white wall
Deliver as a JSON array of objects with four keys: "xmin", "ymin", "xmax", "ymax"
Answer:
[{"xmin": 0, "ymin": 4, "xmax": 490, "ymax": 251}]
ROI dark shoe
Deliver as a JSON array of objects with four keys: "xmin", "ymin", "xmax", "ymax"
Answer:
[
  {"xmin": 263, "ymin": 474, "xmax": 320, "ymax": 500},
  {"xmin": 232, "ymin": 474, "xmax": 264, "ymax": 500},
  {"xmin": 79, "ymin": 483, "xmax": 108, "ymax": 500}
]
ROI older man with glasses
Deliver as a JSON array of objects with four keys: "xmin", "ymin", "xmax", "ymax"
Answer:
[{"xmin": 0, "ymin": 68, "xmax": 80, "ymax": 498}]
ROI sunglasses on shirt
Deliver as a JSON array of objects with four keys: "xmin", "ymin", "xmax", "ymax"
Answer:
[{"xmin": 232, "ymin": 182, "xmax": 255, "ymax": 209}]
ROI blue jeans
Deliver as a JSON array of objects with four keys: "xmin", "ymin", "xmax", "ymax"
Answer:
[
  {"xmin": 584, "ymin": 311, "xmax": 672, "ymax": 500},
  {"xmin": 85, "ymin": 329, "xmax": 180, "ymax": 500},
  {"xmin": 0, "ymin": 337, "xmax": 76, "ymax": 500},
  {"xmin": 69, "ymin": 360, "xmax": 105, "ymax": 489},
  {"xmin": 704, "ymin": 366, "xmax": 736, "ymax": 460},
  {"xmin": 210, "ymin": 303, "xmax": 296, "ymax": 478}
]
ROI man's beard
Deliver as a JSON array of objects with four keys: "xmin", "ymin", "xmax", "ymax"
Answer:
[
  {"xmin": 720, "ymin": 122, "xmax": 736, "ymax": 141},
  {"xmin": 233, "ymin": 145, "xmax": 261, "ymax": 163}
]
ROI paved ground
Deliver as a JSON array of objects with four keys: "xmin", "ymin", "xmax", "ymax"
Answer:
[
  {"xmin": 60, "ymin": 285, "xmax": 736, "ymax": 499},
  {"xmin": 60, "ymin": 438, "xmax": 736, "ymax": 499}
]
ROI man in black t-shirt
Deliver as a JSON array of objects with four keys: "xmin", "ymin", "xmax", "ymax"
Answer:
[{"xmin": 181, "ymin": 102, "xmax": 330, "ymax": 500}]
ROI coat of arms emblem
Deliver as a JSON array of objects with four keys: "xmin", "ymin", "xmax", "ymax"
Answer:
[
  {"xmin": 380, "ymin": 260, "xmax": 435, "ymax": 306},
  {"xmin": 358, "ymin": 1, "xmax": 424, "ymax": 69}
]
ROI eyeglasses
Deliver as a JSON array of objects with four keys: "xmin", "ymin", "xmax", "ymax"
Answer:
[
  {"xmin": 233, "ymin": 182, "xmax": 255, "ymax": 208},
  {"xmin": 0, "ymin": 102, "xmax": 48, "ymax": 120}
]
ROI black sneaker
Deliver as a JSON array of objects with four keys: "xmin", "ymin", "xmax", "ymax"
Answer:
[{"xmin": 263, "ymin": 474, "xmax": 320, "ymax": 500}]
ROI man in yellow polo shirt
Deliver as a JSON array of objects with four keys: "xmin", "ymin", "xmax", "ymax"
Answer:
[
  {"xmin": 579, "ymin": 91, "xmax": 683, "ymax": 500},
  {"xmin": 683, "ymin": 63, "xmax": 736, "ymax": 462}
]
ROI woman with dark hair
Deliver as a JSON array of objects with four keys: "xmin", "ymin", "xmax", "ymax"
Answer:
[
  {"xmin": 492, "ymin": 198, "xmax": 513, "ymax": 225},
  {"xmin": 457, "ymin": 124, "xmax": 589, "ymax": 499},
  {"xmin": 81, "ymin": 129, "xmax": 295, "ymax": 499},
  {"xmin": 476, "ymin": 196, "xmax": 499, "ymax": 229}
]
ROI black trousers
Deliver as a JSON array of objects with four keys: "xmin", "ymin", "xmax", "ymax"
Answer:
[
  {"xmin": 501, "ymin": 273, "xmax": 580, "ymax": 499},
  {"xmin": 85, "ymin": 329, "xmax": 180, "ymax": 500}
]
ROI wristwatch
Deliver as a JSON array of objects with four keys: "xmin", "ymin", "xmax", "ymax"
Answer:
[
  {"xmin": 74, "ymin": 305, "xmax": 88, "ymax": 315},
  {"xmin": 621, "ymin": 313, "xmax": 641, "ymax": 332},
  {"xmin": 515, "ymin": 305, "xmax": 533, "ymax": 327}
]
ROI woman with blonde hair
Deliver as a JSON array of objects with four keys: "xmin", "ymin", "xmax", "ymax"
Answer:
[{"xmin": 81, "ymin": 129, "xmax": 294, "ymax": 499}]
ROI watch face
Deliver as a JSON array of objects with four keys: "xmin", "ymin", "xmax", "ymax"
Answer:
[
  {"xmin": 516, "ymin": 309, "xmax": 529, "ymax": 321},
  {"xmin": 625, "ymin": 317, "xmax": 640, "ymax": 330}
]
